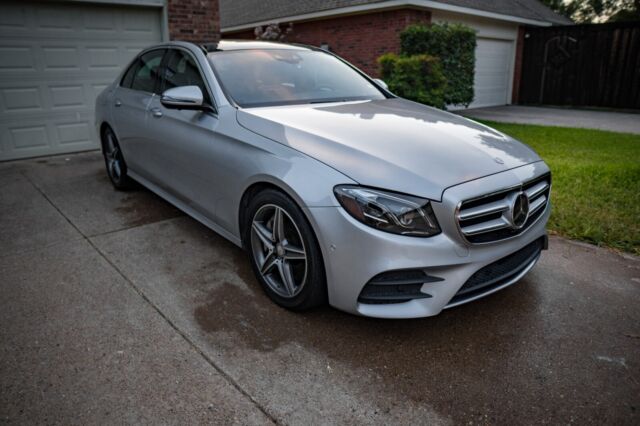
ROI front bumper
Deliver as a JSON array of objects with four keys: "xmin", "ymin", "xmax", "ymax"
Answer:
[{"xmin": 305, "ymin": 162, "xmax": 551, "ymax": 319}]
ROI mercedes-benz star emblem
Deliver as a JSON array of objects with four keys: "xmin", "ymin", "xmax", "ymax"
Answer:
[{"xmin": 510, "ymin": 192, "xmax": 530, "ymax": 229}]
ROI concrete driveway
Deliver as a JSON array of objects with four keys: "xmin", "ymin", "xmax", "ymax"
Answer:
[
  {"xmin": 458, "ymin": 105, "xmax": 640, "ymax": 134},
  {"xmin": 1, "ymin": 152, "xmax": 639, "ymax": 424}
]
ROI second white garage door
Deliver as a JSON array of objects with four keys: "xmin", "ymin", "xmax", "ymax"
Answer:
[
  {"xmin": 0, "ymin": 1, "xmax": 163, "ymax": 161},
  {"xmin": 468, "ymin": 38, "xmax": 514, "ymax": 109}
]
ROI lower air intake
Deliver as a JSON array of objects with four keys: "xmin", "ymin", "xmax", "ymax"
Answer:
[
  {"xmin": 358, "ymin": 269, "xmax": 443, "ymax": 305},
  {"xmin": 447, "ymin": 237, "xmax": 545, "ymax": 307}
]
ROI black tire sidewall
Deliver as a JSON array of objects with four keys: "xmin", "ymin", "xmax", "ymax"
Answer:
[
  {"xmin": 244, "ymin": 189, "xmax": 327, "ymax": 310},
  {"xmin": 101, "ymin": 127, "xmax": 132, "ymax": 190}
]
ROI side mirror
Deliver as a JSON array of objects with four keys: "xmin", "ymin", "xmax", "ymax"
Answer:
[
  {"xmin": 160, "ymin": 85, "xmax": 204, "ymax": 110},
  {"xmin": 373, "ymin": 78, "xmax": 388, "ymax": 90}
]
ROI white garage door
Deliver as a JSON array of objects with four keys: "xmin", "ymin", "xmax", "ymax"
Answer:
[
  {"xmin": 0, "ymin": 1, "xmax": 162, "ymax": 161},
  {"xmin": 469, "ymin": 38, "xmax": 514, "ymax": 109}
]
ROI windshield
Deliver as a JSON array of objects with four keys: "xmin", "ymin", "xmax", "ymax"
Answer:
[{"xmin": 208, "ymin": 49, "xmax": 386, "ymax": 108}]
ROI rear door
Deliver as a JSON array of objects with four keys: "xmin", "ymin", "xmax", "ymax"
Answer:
[{"xmin": 111, "ymin": 48, "xmax": 165, "ymax": 177}]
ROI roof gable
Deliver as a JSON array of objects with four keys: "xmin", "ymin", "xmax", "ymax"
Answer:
[{"xmin": 220, "ymin": 0, "xmax": 571, "ymax": 31}]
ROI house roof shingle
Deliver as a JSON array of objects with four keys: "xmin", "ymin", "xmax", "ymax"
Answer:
[{"xmin": 220, "ymin": 0, "xmax": 571, "ymax": 30}]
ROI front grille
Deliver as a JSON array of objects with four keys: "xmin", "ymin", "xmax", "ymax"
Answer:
[
  {"xmin": 358, "ymin": 269, "xmax": 443, "ymax": 305},
  {"xmin": 447, "ymin": 237, "xmax": 544, "ymax": 306},
  {"xmin": 456, "ymin": 173, "xmax": 550, "ymax": 244}
]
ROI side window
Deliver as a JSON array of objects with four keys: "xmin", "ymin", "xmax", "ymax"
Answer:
[
  {"xmin": 130, "ymin": 49, "xmax": 165, "ymax": 93},
  {"xmin": 120, "ymin": 59, "xmax": 138, "ymax": 88},
  {"xmin": 161, "ymin": 49, "xmax": 212, "ymax": 105}
]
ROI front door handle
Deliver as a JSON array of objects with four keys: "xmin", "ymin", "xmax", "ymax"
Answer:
[
  {"xmin": 150, "ymin": 108, "xmax": 163, "ymax": 118},
  {"xmin": 114, "ymin": 99, "xmax": 122, "ymax": 107}
]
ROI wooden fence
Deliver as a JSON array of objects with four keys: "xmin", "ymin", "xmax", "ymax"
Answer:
[{"xmin": 518, "ymin": 21, "xmax": 640, "ymax": 110}]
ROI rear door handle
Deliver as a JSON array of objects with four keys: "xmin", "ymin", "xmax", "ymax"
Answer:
[
  {"xmin": 114, "ymin": 99, "xmax": 122, "ymax": 107},
  {"xmin": 150, "ymin": 107, "xmax": 163, "ymax": 118}
]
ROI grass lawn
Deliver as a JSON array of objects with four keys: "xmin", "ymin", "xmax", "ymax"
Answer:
[{"xmin": 480, "ymin": 121, "xmax": 640, "ymax": 255}]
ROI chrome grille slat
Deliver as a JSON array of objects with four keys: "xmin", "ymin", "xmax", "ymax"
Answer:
[
  {"xmin": 456, "ymin": 173, "xmax": 551, "ymax": 244},
  {"xmin": 461, "ymin": 217, "xmax": 510, "ymax": 236},
  {"xmin": 528, "ymin": 194, "xmax": 547, "ymax": 215},
  {"xmin": 525, "ymin": 181, "xmax": 549, "ymax": 199},
  {"xmin": 457, "ymin": 199, "xmax": 510, "ymax": 221}
]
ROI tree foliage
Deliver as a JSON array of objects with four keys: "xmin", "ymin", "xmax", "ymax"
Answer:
[
  {"xmin": 254, "ymin": 22, "xmax": 294, "ymax": 41},
  {"xmin": 541, "ymin": 0, "xmax": 640, "ymax": 23}
]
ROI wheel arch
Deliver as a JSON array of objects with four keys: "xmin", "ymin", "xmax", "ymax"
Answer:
[
  {"xmin": 98, "ymin": 122, "xmax": 114, "ymax": 152},
  {"xmin": 238, "ymin": 178, "xmax": 308, "ymax": 247},
  {"xmin": 238, "ymin": 178, "xmax": 330, "ymax": 305}
]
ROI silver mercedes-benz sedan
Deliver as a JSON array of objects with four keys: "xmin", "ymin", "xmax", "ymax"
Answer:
[{"xmin": 95, "ymin": 40, "xmax": 550, "ymax": 319}]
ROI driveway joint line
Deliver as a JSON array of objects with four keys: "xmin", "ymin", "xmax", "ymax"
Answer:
[
  {"xmin": 85, "ymin": 215, "xmax": 185, "ymax": 239},
  {"xmin": 22, "ymin": 171, "xmax": 279, "ymax": 425}
]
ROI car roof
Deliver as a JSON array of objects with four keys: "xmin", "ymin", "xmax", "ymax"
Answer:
[{"xmin": 201, "ymin": 39, "xmax": 314, "ymax": 53}]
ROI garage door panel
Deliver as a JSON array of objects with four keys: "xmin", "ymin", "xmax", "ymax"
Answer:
[
  {"xmin": 49, "ymin": 85, "xmax": 86, "ymax": 109},
  {"xmin": 87, "ymin": 47, "xmax": 121, "ymax": 71},
  {"xmin": 1, "ymin": 41, "xmax": 152, "ymax": 78},
  {"xmin": 2, "ymin": 116, "xmax": 97, "ymax": 155},
  {"xmin": 475, "ymin": 63, "xmax": 509, "ymax": 74},
  {"xmin": 474, "ymin": 73, "xmax": 510, "ymax": 86},
  {"xmin": 0, "ymin": 4, "xmax": 27, "ymax": 29},
  {"xmin": 43, "ymin": 47, "xmax": 81, "ymax": 70},
  {"xmin": 92, "ymin": 83, "xmax": 111, "ymax": 100},
  {"xmin": 125, "ymin": 44, "xmax": 153, "ymax": 59},
  {"xmin": 0, "ymin": 1, "xmax": 162, "ymax": 161},
  {"xmin": 0, "ymin": 46, "xmax": 34, "ymax": 71},
  {"xmin": 56, "ymin": 122, "xmax": 93, "ymax": 146},
  {"xmin": 0, "ymin": 3, "xmax": 161, "ymax": 39},
  {"xmin": 122, "ymin": 8, "xmax": 161, "ymax": 35},
  {"xmin": 2, "ymin": 87, "xmax": 42, "ymax": 112},
  {"xmin": 10, "ymin": 125, "xmax": 49, "ymax": 150},
  {"xmin": 36, "ymin": 5, "xmax": 78, "ymax": 31},
  {"xmin": 83, "ymin": 7, "xmax": 118, "ymax": 32},
  {"xmin": 467, "ymin": 39, "xmax": 514, "ymax": 109},
  {"xmin": 0, "ymin": 79, "xmax": 118, "ymax": 117}
]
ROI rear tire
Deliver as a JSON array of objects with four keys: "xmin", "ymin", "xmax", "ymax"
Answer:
[
  {"xmin": 243, "ymin": 189, "xmax": 327, "ymax": 311},
  {"xmin": 101, "ymin": 126, "xmax": 134, "ymax": 190}
]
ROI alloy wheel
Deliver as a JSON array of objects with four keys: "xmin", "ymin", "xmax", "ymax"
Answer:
[
  {"xmin": 250, "ymin": 204, "xmax": 308, "ymax": 298},
  {"xmin": 104, "ymin": 131, "xmax": 122, "ymax": 181}
]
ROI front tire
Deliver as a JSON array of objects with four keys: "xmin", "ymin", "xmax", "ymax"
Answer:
[
  {"xmin": 101, "ymin": 126, "xmax": 134, "ymax": 190},
  {"xmin": 244, "ymin": 189, "xmax": 327, "ymax": 311}
]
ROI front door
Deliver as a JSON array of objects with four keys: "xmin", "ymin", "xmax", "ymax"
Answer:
[{"xmin": 145, "ymin": 48, "xmax": 222, "ymax": 221}]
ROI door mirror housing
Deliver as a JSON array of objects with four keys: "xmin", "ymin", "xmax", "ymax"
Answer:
[
  {"xmin": 373, "ymin": 78, "xmax": 388, "ymax": 90},
  {"xmin": 160, "ymin": 85, "xmax": 204, "ymax": 110}
]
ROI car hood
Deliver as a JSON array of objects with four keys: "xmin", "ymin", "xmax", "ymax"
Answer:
[{"xmin": 236, "ymin": 98, "xmax": 541, "ymax": 200}]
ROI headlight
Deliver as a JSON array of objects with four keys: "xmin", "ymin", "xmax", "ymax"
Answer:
[{"xmin": 334, "ymin": 185, "xmax": 441, "ymax": 237}]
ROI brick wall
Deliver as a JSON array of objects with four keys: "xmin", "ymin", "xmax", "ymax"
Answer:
[
  {"xmin": 168, "ymin": 0, "xmax": 220, "ymax": 43},
  {"xmin": 224, "ymin": 9, "xmax": 431, "ymax": 76}
]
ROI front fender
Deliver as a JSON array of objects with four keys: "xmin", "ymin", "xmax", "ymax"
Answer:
[{"xmin": 211, "ymin": 107, "xmax": 356, "ymax": 240}]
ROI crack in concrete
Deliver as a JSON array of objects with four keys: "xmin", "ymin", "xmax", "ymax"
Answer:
[{"xmin": 21, "ymin": 170, "xmax": 279, "ymax": 425}]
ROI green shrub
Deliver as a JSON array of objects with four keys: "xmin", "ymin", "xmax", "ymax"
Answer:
[
  {"xmin": 400, "ymin": 23, "xmax": 476, "ymax": 107},
  {"xmin": 378, "ymin": 53, "xmax": 446, "ymax": 109}
]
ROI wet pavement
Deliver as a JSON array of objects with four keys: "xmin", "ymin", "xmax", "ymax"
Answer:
[{"xmin": 1, "ymin": 151, "xmax": 639, "ymax": 424}]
